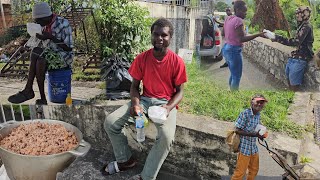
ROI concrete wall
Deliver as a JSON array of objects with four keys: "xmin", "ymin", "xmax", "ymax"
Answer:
[
  {"xmin": 39, "ymin": 105, "xmax": 298, "ymax": 179},
  {"xmin": 169, "ymin": 18, "xmax": 190, "ymax": 53},
  {"xmin": 243, "ymin": 37, "xmax": 320, "ymax": 91},
  {"xmin": 135, "ymin": 1, "xmax": 207, "ymax": 52}
]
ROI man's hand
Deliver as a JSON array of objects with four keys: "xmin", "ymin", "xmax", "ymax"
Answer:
[
  {"xmin": 36, "ymin": 32, "xmax": 53, "ymax": 41},
  {"xmin": 255, "ymin": 130, "xmax": 265, "ymax": 140},
  {"xmin": 161, "ymin": 104, "xmax": 171, "ymax": 117},
  {"xmin": 130, "ymin": 105, "xmax": 143, "ymax": 116}
]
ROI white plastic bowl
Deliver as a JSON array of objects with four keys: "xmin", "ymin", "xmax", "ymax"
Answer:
[
  {"xmin": 263, "ymin": 29, "xmax": 275, "ymax": 40},
  {"xmin": 27, "ymin": 23, "xmax": 42, "ymax": 37},
  {"xmin": 255, "ymin": 124, "xmax": 267, "ymax": 136},
  {"xmin": 148, "ymin": 106, "xmax": 167, "ymax": 124}
]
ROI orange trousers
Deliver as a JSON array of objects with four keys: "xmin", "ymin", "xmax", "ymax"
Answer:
[{"xmin": 231, "ymin": 153, "xmax": 259, "ymax": 180}]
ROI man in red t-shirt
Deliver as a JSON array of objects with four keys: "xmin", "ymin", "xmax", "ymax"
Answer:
[{"xmin": 103, "ymin": 18, "xmax": 187, "ymax": 180}]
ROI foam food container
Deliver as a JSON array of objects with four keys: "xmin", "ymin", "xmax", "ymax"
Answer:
[
  {"xmin": 255, "ymin": 124, "xmax": 267, "ymax": 136},
  {"xmin": 148, "ymin": 106, "xmax": 167, "ymax": 124},
  {"xmin": 27, "ymin": 23, "xmax": 42, "ymax": 37}
]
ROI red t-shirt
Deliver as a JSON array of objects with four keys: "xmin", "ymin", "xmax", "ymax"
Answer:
[{"xmin": 129, "ymin": 48, "xmax": 187, "ymax": 101}]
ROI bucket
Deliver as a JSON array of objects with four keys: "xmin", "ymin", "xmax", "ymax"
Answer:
[{"xmin": 47, "ymin": 69, "xmax": 72, "ymax": 103}]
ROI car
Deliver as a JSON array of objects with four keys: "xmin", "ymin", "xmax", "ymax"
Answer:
[{"xmin": 197, "ymin": 14, "xmax": 223, "ymax": 61}]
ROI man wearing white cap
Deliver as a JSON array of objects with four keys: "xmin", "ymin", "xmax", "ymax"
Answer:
[{"xmin": 8, "ymin": 2, "xmax": 73, "ymax": 105}]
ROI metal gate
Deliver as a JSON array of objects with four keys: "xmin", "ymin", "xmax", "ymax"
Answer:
[{"xmin": 0, "ymin": 103, "xmax": 45, "ymax": 123}]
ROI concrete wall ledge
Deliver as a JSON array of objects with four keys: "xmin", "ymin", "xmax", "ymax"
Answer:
[{"xmin": 41, "ymin": 105, "xmax": 300, "ymax": 179}]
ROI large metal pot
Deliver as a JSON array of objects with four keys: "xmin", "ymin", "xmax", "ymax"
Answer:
[{"xmin": 0, "ymin": 119, "xmax": 91, "ymax": 180}]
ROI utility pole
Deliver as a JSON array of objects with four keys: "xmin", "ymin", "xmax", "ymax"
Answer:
[{"xmin": 0, "ymin": 0, "xmax": 7, "ymax": 29}]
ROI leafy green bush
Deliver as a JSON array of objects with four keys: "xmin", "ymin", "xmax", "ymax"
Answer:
[
  {"xmin": 45, "ymin": 49, "xmax": 66, "ymax": 71},
  {"xmin": 73, "ymin": 16, "xmax": 100, "ymax": 53},
  {"xmin": 11, "ymin": 0, "xmax": 152, "ymax": 61},
  {"xmin": 96, "ymin": 0, "xmax": 153, "ymax": 61},
  {"xmin": 274, "ymin": 30, "xmax": 290, "ymax": 38},
  {"xmin": 313, "ymin": 13, "xmax": 320, "ymax": 28},
  {"xmin": 313, "ymin": 28, "xmax": 320, "ymax": 51},
  {"xmin": 248, "ymin": 25, "xmax": 260, "ymax": 34},
  {"xmin": 279, "ymin": 0, "xmax": 297, "ymax": 35}
]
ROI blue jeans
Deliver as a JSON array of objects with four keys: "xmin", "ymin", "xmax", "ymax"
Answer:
[
  {"xmin": 285, "ymin": 58, "xmax": 308, "ymax": 86},
  {"xmin": 222, "ymin": 44, "xmax": 228, "ymax": 65},
  {"xmin": 222, "ymin": 44, "xmax": 243, "ymax": 90}
]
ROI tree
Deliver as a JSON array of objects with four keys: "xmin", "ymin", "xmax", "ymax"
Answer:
[{"xmin": 215, "ymin": 1, "xmax": 229, "ymax": 12}]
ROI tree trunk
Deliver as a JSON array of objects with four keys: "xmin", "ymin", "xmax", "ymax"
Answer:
[{"xmin": 251, "ymin": 0, "xmax": 290, "ymax": 34}]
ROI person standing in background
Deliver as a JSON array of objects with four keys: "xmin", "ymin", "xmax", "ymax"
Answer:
[
  {"xmin": 220, "ymin": 7, "xmax": 233, "ymax": 68},
  {"xmin": 222, "ymin": 0, "xmax": 265, "ymax": 91}
]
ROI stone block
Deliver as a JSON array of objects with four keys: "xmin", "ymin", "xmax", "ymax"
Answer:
[
  {"xmin": 274, "ymin": 56, "xmax": 281, "ymax": 66},
  {"xmin": 275, "ymin": 71, "xmax": 282, "ymax": 80},
  {"xmin": 270, "ymin": 68, "xmax": 275, "ymax": 75},
  {"xmin": 271, "ymin": 49, "xmax": 275, "ymax": 56},
  {"xmin": 315, "ymin": 71, "xmax": 320, "ymax": 83}
]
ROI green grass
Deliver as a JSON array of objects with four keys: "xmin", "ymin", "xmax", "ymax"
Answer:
[
  {"xmin": 180, "ymin": 60, "xmax": 304, "ymax": 138},
  {"xmin": 72, "ymin": 69, "xmax": 101, "ymax": 81}
]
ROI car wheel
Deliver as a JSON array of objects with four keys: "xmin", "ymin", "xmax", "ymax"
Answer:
[{"xmin": 213, "ymin": 53, "xmax": 223, "ymax": 61}]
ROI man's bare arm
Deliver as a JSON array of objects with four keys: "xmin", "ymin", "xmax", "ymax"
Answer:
[
  {"xmin": 130, "ymin": 78, "xmax": 142, "ymax": 115},
  {"xmin": 162, "ymin": 84, "xmax": 184, "ymax": 114},
  {"xmin": 235, "ymin": 128, "xmax": 264, "ymax": 139}
]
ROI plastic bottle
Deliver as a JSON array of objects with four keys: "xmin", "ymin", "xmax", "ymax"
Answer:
[
  {"xmin": 65, "ymin": 93, "xmax": 72, "ymax": 106},
  {"xmin": 135, "ymin": 114, "xmax": 145, "ymax": 142},
  {"xmin": 138, "ymin": 112, "xmax": 149, "ymax": 127}
]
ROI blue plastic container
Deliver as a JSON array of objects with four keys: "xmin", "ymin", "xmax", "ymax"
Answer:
[{"xmin": 47, "ymin": 69, "xmax": 72, "ymax": 103}]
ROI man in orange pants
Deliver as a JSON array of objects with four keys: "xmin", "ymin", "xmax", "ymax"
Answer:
[{"xmin": 231, "ymin": 94, "xmax": 268, "ymax": 180}]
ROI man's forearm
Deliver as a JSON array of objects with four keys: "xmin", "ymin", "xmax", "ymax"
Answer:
[
  {"xmin": 166, "ymin": 91, "xmax": 183, "ymax": 111},
  {"xmin": 235, "ymin": 129, "xmax": 257, "ymax": 137},
  {"xmin": 241, "ymin": 33, "xmax": 260, "ymax": 43},
  {"xmin": 273, "ymin": 35, "xmax": 298, "ymax": 47},
  {"xmin": 130, "ymin": 88, "xmax": 140, "ymax": 107}
]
